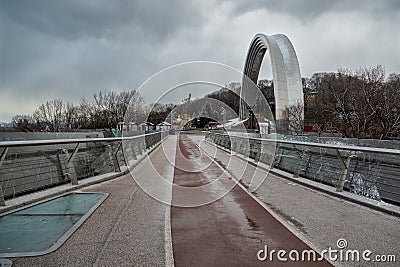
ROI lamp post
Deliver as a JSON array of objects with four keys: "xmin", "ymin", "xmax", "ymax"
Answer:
[{"xmin": 220, "ymin": 107, "xmax": 226, "ymax": 123}]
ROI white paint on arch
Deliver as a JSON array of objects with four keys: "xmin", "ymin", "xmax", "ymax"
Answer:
[{"xmin": 241, "ymin": 33, "xmax": 304, "ymax": 131}]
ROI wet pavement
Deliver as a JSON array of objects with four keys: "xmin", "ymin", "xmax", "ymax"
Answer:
[
  {"xmin": 7, "ymin": 133, "xmax": 397, "ymax": 266},
  {"xmin": 9, "ymin": 136, "xmax": 178, "ymax": 267},
  {"xmin": 171, "ymin": 134, "xmax": 332, "ymax": 266}
]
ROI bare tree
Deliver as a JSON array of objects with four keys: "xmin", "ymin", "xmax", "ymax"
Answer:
[
  {"xmin": 64, "ymin": 102, "xmax": 79, "ymax": 130},
  {"xmin": 11, "ymin": 115, "xmax": 38, "ymax": 132},
  {"xmin": 206, "ymin": 83, "xmax": 241, "ymax": 116},
  {"xmin": 282, "ymin": 102, "xmax": 304, "ymax": 135},
  {"xmin": 34, "ymin": 99, "xmax": 64, "ymax": 132},
  {"xmin": 92, "ymin": 90, "xmax": 143, "ymax": 129},
  {"xmin": 147, "ymin": 103, "xmax": 176, "ymax": 125},
  {"xmin": 373, "ymin": 74, "xmax": 400, "ymax": 139},
  {"xmin": 307, "ymin": 66, "xmax": 400, "ymax": 139}
]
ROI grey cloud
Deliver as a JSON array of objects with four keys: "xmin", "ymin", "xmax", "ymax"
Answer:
[
  {"xmin": 224, "ymin": 0, "xmax": 400, "ymax": 21},
  {"xmin": 0, "ymin": 0, "xmax": 206, "ymax": 41},
  {"xmin": 0, "ymin": 0, "xmax": 399, "ymax": 122},
  {"xmin": 0, "ymin": 0, "xmax": 209, "ymax": 102}
]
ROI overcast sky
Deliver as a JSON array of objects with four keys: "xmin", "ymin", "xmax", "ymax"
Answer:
[{"xmin": 1, "ymin": 0, "xmax": 399, "ymax": 121}]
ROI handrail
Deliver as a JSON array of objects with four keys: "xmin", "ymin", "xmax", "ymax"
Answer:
[
  {"xmin": 207, "ymin": 131, "xmax": 400, "ymax": 204},
  {"xmin": 0, "ymin": 131, "xmax": 165, "ymax": 148},
  {"xmin": 0, "ymin": 130, "xmax": 170, "ymax": 205},
  {"xmin": 210, "ymin": 132, "xmax": 400, "ymax": 156}
]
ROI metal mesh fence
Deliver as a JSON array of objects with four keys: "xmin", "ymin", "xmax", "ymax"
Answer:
[
  {"xmin": 0, "ymin": 131, "xmax": 167, "ymax": 203},
  {"xmin": 206, "ymin": 132, "xmax": 400, "ymax": 205}
]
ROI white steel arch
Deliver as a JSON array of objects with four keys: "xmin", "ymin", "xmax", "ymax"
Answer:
[{"xmin": 240, "ymin": 33, "xmax": 303, "ymax": 132}]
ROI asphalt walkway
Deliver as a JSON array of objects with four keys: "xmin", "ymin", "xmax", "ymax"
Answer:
[
  {"xmin": 171, "ymin": 134, "xmax": 331, "ymax": 266},
  {"xmin": 11, "ymin": 136, "xmax": 177, "ymax": 266},
  {"xmin": 190, "ymin": 134, "xmax": 400, "ymax": 267}
]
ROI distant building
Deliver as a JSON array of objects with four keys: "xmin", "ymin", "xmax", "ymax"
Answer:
[
  {"xmin": 156, "ymin": 122, "xmax": 172, "ymax": 131},
  {"xmin": 139, "ymin": 122, "xmax": 155, "ymax": 132},
  {"xmin": 117, "ymin": 122, "xmax": 138, "ymax": 132}
]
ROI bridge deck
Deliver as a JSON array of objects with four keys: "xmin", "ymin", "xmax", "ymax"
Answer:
[
  {"xmin": 8, "ymin": 134, "xmax": 399, "ymax": 266},
  {"xmin": 171, "ymin": 134, "xmax": 331, "ymax": 266}
]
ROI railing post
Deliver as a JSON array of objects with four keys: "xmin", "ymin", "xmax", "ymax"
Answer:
[
  {"xmin": 248, "ymin": 139, "xmax": 253, "ymax": 158},
  {"xmin": 140, "ymin": 139, "xmax": 145, "ymax": 154},
  {"xmin": 252, "ymin": 140, "xmax": 261, "ymax": 161},
  {"xmin": 243, "ymin": 139, "xmax": 250, "ymax": 159},
  {"xmin": 106, "ymin": 144, "xmax": 120, "ymax": 172},
  {"xmin": 0, "ymin": 184, "xmax": 5, "ymax": 206},
  {"xmin": 137, "ymin": 138, "xmax": 144, "ymax": 155},
  {"xmin": 0, "ymin": 147, "xmax": 8, "ymax": 168},
  {"xmin": 259, "ymin": 141, "xmax": 267, "ymax": 163},
  {"xmin": 336, "ymin": 150, "xmax": 356, "ymax": 192},
  {"xmin": 59, "ymin": 148, "xmax": 78, "ymax": 185},
  {"xmin": 231, "ymin": 139, "xmax": 237, "ymax": 153},
  {"xmin": 68, "ymin": 143, "xmax": 80, "ymax": 185},
  {"xmin": 130, "ymin": 141, "xmax": 137, "ymax": 160},
  {"xmin": 0, "ymin": 147, "xmax": 7, "ymax": 206},
  {"xmin": 293, "ymin": 156, "xmax": 302, "ymax": 178},
  {"xmin": 293, "ymin": 149, "xmax": 309, "ymax": 178},
  {"xmin": 303, "ymin": 153, "xmax": 311, "ymax": 176},
  {"xmin": 58, "ymin": 149, "xmax": 67, "ymax": 181},
  {"xmin": 222, "ymin": 136, "xmax": 228, "ymax": 149},
  {"xmin": 114, "ymin": 142, "xmax": 123, "ymax": 171},
  {"xmin": 274, "ymin": 146, "xmax": 284, "ymax": 168}
]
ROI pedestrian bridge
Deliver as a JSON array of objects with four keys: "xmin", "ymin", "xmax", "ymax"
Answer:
[{"xmin": 0, "ymin": 131, "xmax": 399, "ymax": 266}]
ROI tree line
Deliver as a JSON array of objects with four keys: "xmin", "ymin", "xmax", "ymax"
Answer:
[
  {"xmin": 304, "ymin": 66, "xmax": 400, "ymax": 139},
  {"xmin": 7, "ymin": 65, "xmax": 400, "ymax": 139},
  {"xmin": 207, "ymin": 65, "xmax": 400, "ymax": 140},
  {"xmin": 11, "ymin": 90, "xmax": 143, "ymax": 132}
]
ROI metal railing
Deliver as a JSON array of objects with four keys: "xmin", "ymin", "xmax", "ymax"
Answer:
[
  {"xmin": 0, "ymin": 131, "xmax": 169, "ymax": 206},
  {"xmin": 205, "ymin": 132, "xmax": 400, "ymax": 205}
]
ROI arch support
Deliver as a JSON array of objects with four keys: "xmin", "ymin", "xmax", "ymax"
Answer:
[{"xmin": 241, "ymin": 33, "xmax": 304, "ymax": 133}]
